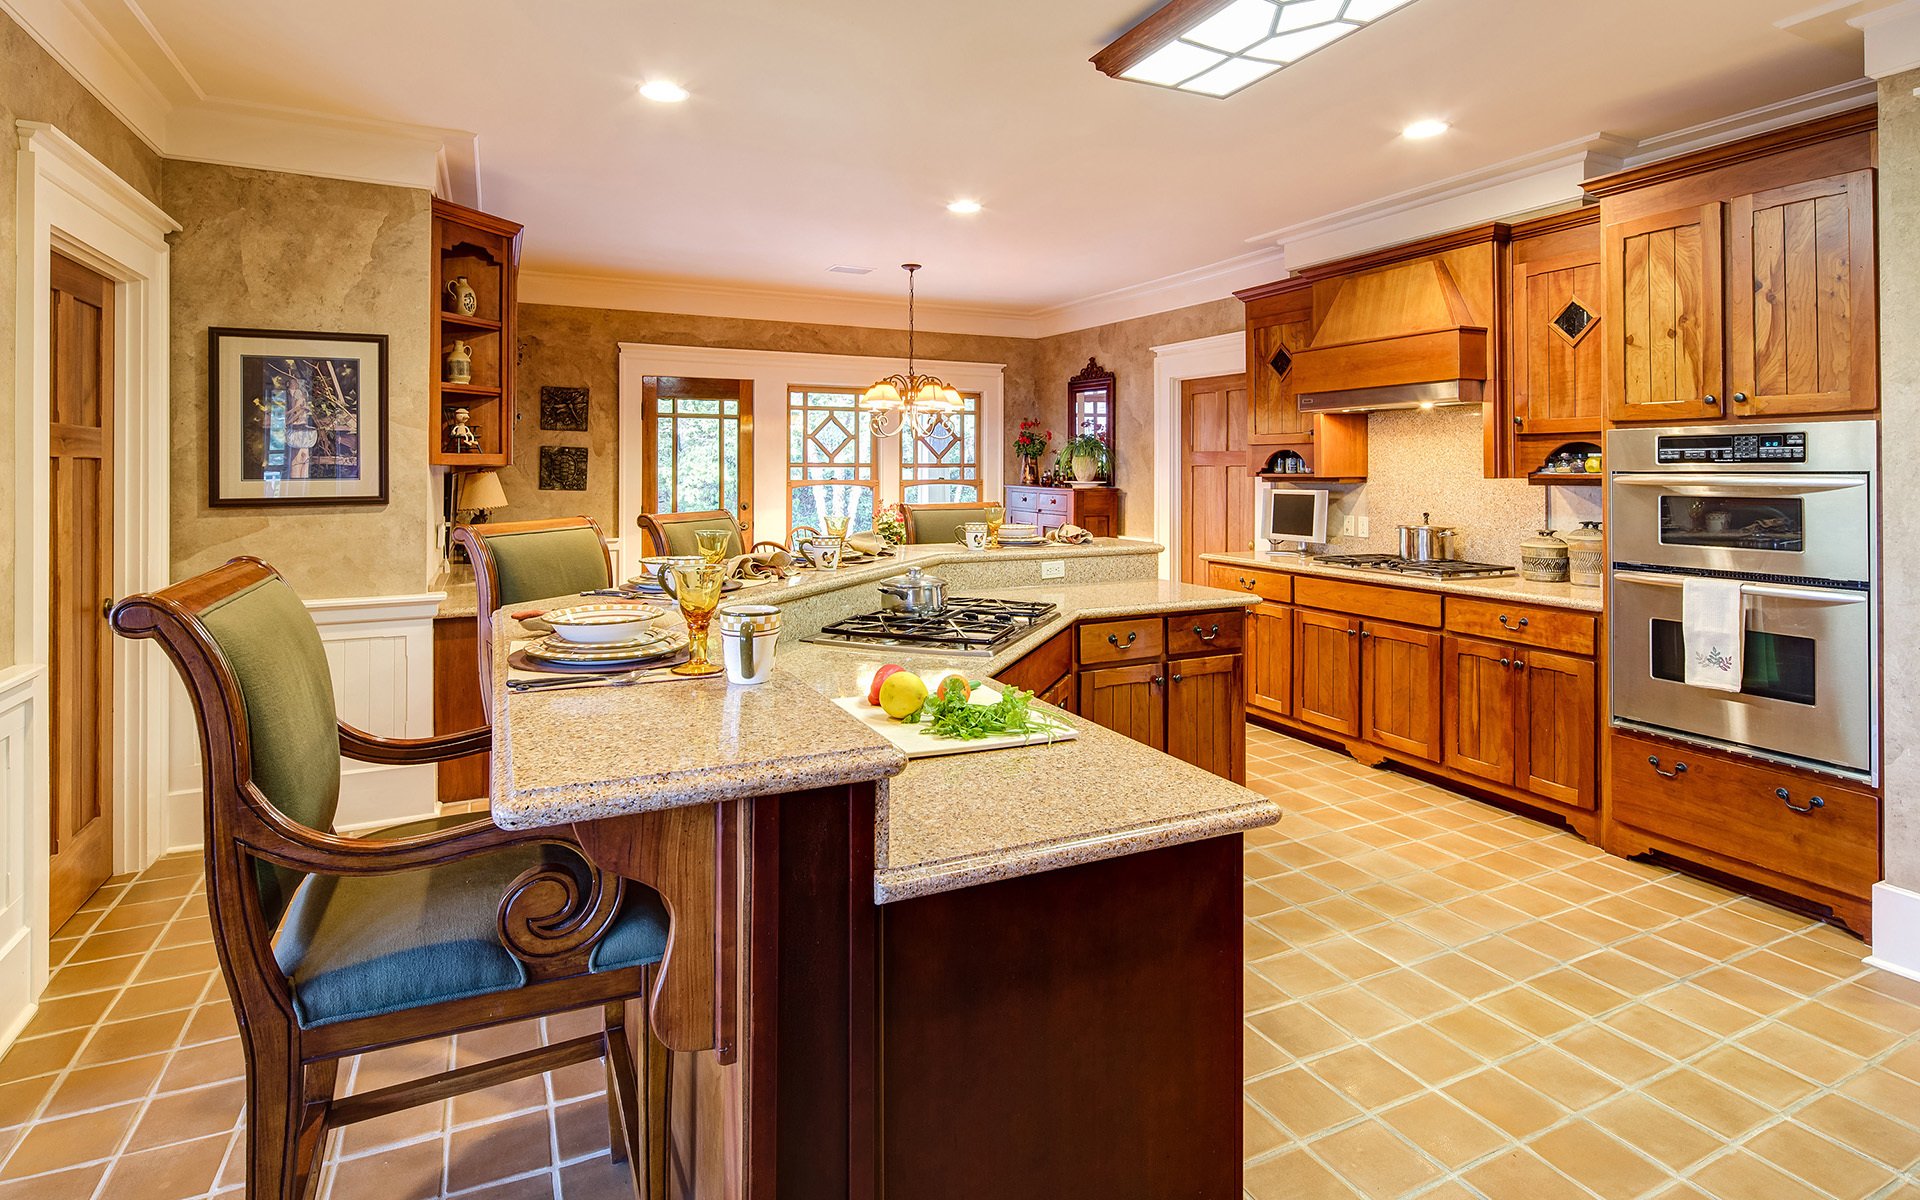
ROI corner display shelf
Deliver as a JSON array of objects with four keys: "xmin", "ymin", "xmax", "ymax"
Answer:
[
  {"xmin": 1528, "ymin": 472, "xmax": 1604, "ymax": 486},
  {"xmin": 430, "ymin": 198, "xmax": 523, "ymax": 468}
]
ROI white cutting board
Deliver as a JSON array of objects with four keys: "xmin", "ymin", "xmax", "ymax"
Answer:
[{"xmin": 831, "ymin": 686, "xmax": 1078, "ymax": 759}]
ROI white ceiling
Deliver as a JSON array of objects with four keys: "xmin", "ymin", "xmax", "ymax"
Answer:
[{"xmin": 61, "ymin": 0, "xmax": 1876, "ymax": 314}]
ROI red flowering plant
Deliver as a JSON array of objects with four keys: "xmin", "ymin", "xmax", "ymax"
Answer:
[{"xmin": 1014, "ymin": 418, "xmax": 1052, "ymax": 461}]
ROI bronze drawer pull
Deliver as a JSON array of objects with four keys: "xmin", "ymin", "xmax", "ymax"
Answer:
[
  {"xmin": 1498, "ymin": 614, "xmax": 1530, "ymax": 631},
  {"xmin": 1193, "ymin": 623, "xmax": 1220, "ymax": 641},
  {"xmin": 1777, "ymin": 787, "xmax": 1825, "ymax": 814},
  {"xmin": 1648, "ymin": 756, "xmax": 1688, "ymax": 779},
  {"xmin": 1238, "ymin": 576, "xmax": 1258, "ymax": 590},
  {"xmin": 1108, "ymin": 631, "xmax": 1138, "ymax": 648}
]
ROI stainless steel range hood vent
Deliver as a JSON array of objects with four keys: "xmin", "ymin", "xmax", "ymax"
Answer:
[{"xmin": 1297, "ymin": 379, "xmax": 1484, "ymax": 414}]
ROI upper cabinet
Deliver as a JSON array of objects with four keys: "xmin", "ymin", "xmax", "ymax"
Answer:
[
  {"xmin": 1248, "ymin": 316, "xmax": 1315, "ymax": 442},
  {"xmin": 431, "ymin": 198, "xmax": 524, "ymax": 468},
  {"xmin": 1725, "ymin": 171, "xmax": 1877, "ymax": 418},
  {"xmin": 1238, "ymin": 278, "xmax": 1368, "ymax": 480},
  {"xmin": 1585, "ymin": 107, "xmax": 1877, "ymax": 424},
  {"xmin": 1510, "ymin": 209, "xmax": 1605, "ymax": 437}
]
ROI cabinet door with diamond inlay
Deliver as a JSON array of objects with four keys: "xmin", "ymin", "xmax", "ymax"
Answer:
[
  {"xmin": 1249, "ymin": 318, "xmax": 1315, "ymax": 442},
  {"xmin": 1604, "ymin": 203, "xmax": 1724, "ymax": 422},
  {"xmin": 1512, "ymin": 252, "xmax": 1605, "ymax": 435},
  {"xmin": 1727, "ymin": 171, "xmax": 1877, "ymax": 418}
]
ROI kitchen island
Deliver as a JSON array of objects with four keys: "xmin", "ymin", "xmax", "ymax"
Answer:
[{"xmin": 487, "ymin": 541, "xmax": 1279, "ymax": 1199}]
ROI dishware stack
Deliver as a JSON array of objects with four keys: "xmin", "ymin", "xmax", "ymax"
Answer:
[
  {"xmin": 996, "ymin": 522, "xmax": 1042, "ymax": 546},
  {"xmin": 523, "ymin": 602, "xmax": 679, "ymax": 667},
  {"xmin": 716, "ymin": 604, "xmax": 782, "ymax": 685}
]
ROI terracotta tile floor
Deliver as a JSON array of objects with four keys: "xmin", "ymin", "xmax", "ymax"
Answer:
[{"xmin": 3, "ymin": 729, "xmax": 1919, "ymax": 1198}]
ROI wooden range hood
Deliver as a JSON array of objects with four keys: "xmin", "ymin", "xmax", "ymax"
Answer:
[{"xmin": 1291, "ymin": 257, "xmax": 1489, "ymax": 412}]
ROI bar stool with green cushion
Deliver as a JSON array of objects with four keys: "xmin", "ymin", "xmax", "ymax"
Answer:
[
  {"xmin": 452, "ymin": 517, "xmax": 615, "ymax": 716},
  {"xmin": 900, "ymin": 501, "xmax": 999, "ymax": 545},
  {"xmin": 638, "ymin": 509, "xmax": 743, "ymax": 559},
  {"xmin": 110, "ymin": 557, "xmax": 670, "ymax": 1200}
]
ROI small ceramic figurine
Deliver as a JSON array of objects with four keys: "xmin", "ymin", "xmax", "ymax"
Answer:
[
  {"xmin": 448, "ymin": 407, "xmax": 480, "ymax": 452},
  {"xmin": 446, "ymin": 276, "xmax": 478, "ymax": 316},
  {"xmin": 444, "ymin": 340, "xmax": 473, "ymax": 385}
]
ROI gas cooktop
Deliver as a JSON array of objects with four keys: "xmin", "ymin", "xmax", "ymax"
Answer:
[
  {"xmin": 1312, "ymin": 553, "xmax": 1517, "ymax": 579},
  {"xmin": 805, "ymin": 597, "xmax": 1059, "ymax": 657}
]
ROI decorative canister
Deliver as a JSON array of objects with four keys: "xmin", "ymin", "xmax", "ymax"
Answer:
[
  {"xmin": 1564, "ymin": 521, "xmax": 1605, "ymax": 588},
  {"xmin": 1520, "ymin": 529, "xmax": 1570, "ymax": 583},
  {"xmin": 446, "ymin": 276, "xmax": 479, "ymax": 316},
  {"xmin": 716, "ymin": 604, "xmax": 781, "ymax": 685},
  {"xmin": 444, "ymin": 340, "xmax": 473, "ymax": 384}
]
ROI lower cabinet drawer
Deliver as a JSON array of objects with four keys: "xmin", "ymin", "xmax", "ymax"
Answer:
[
  {"xmin": 1294, "ymin": 576, "xmax": 1442, "ymax": 627},
  {"xmin": 1078, "ymin": 616, "xmax": 1165, "ymax": 665},
  {"xmin": 1445, "ymin": 597, "xmax": 1596, "ymax": 656},
  {"xmin": 1609, "ymin": 730, "xmax": 1880, "ymax": 898},
  {"xmin": 1169, "ymin": 610, "xmax": 1244, "ymax": 656},
  {"xmin": 1206, "ymin": 563, "xmax": 1291, "ymax": 603}
]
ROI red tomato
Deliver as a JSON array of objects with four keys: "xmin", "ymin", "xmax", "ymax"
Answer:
[{"xmin": 867, "ymin": 664, "xmax": 906, "ymax": 706}]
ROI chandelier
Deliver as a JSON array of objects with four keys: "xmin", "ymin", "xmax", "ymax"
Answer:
[{"xmin": 861, "ymin": 263, "xmax": 960, "ymax": 438}]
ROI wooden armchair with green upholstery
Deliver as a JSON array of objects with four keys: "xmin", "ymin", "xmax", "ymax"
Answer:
[
  {"xmin": 109, "ymin": 556, "xmax": 667, "ymax": 1200},
  {"xmin": 900, "ymin": 501, "xmax": 999, "ymax": 544},
  {"xmin": 452, "ymin": 517, "xmax": 615, "ymax": 715},
  {"xmin": 637, "ymin": 509, "xmax": 744, "ymax": 559}
]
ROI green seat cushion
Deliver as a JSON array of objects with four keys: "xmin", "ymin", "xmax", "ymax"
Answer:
[
  {"xmin": 482, "ymin": 527, "xmax": 611, "ymax": 608},
  {"xmin": 198, "ymin": 577, "xmax": 343, "ymax": 924},
  {"xmin": 653, "ymin": 518, "xmax": 742, "ymax": 559},
  {"xmin": 908, "ymin": 505, "xmax": 996, "ymax": 545},
  {"xmin": 274, "ymin": 814, "xmax": 668, "ymax": 1027}
]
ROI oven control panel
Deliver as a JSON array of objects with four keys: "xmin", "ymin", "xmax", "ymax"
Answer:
[{"xmin": 1655, "ymin": 430, "xmax": 1807, "ymax": 464}]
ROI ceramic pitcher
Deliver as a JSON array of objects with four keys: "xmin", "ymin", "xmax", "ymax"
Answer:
[
  {"xmin": 444, "ymin": 340, "xmax": 473, "ymax": 384},
  {"xmin": 446, "ymin": 276, "xmax": 479, "ymax": 316}
]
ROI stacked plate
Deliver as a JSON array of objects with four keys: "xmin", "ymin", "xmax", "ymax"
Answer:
[
  {"xmin": 997, "ymin": 522, "xmax": 1044, "ymax": 546},
  {"xmin": 523, "ymin": 625, "xmax": 687, "ymax": 667}
]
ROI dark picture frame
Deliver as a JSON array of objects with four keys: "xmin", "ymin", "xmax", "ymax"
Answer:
[{"xmin": 208, "ymin": 327, "xmax": 389, "ymax": 507}]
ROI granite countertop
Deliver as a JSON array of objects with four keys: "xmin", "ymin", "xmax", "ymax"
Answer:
[
  {"xmin": 489, "ymin": 555, "xmax": 1280, "ymax": 904},
  {"xmin": 434, "ymin": 565, "xmax": 478, "ymax": 619},
  {"xmin": 1202, "ymin": 551, "xmax": 1606, "ymax": 613}
]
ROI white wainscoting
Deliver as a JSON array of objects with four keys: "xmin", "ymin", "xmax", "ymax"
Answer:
[
  {"xmin": 163, "ymin": 593, "xmax": 446, "ymax": 851},
  {"xmin": 0, "ymin": 667, "xmax": 48, "ymax": 1053}
]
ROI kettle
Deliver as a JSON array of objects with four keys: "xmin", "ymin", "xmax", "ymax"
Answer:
[{"xmin": 1396, "ymin": 513, "xmax": 1456, "ymax": 562}]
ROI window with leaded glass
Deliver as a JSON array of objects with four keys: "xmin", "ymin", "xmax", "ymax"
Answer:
[
  {"xmin": 900, "ymin": 392, "xmax": 980, "ymax": 504},
  {"xmin": 787, "ymin": 387, "xmax": 876, "ymax": 532}
]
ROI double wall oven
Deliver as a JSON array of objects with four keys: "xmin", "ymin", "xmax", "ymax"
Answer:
[{"xmin": 1607, "ymin": 420, "xmax": 1878, "ymax": 783}]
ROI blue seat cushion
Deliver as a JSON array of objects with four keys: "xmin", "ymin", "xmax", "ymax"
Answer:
[{"xmin": 273, "ymin": 815, "xmax": 668, "ymax": 1028}]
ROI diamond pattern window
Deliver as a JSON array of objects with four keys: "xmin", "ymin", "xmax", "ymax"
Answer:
[
  {"xmin": 901, "ymin": 392, "xmax": 981, "ymax": 504},
  {"xmin": 788, "ymin": 388, "xmax": 877, "ymax": 532}
]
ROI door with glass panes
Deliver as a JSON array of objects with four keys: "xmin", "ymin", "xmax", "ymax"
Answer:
[{"xmin": 641, "ymin": 376, "xmax": 753, "ymax": 548}]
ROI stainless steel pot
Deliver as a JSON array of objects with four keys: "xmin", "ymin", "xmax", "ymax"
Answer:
[
  {"xmin": 877, "ymin": 566, "xmax": 947, "ymax": 614},
  {"xmin": 1395, "ymin": 513, "xmax": 1457, "ymax": 562}
]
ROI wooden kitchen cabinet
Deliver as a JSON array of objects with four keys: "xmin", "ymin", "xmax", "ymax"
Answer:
[
  {"xmin": 1518, "ymin": 648, "xmax": 1595, "ymax": 808},
  {"xmin": 1004, "ymin": 485, "xmax": 1119, "ymax": 537},
  {"xmin": 432, "ymin": 616, "xmax": 490, "ymax": 801},
  {"xmin": 1249, "ymin": 317, "xmax": 1316, "ymax": 442},
  {"xmin": 1441, "ymin": 635, "xmax": 1520, "ymax": 787},
  {"xmin": 1603, "ymin": 202, "xmax": 1725, "ymax": 423},
  {"xmin": 1167, "ymin": 653, "xmax": 1245, "ymax": 783},
  {"xmin": 1510, "ymin": 221, "xmax": 1605, "ymax": 437},
  {"xmin": 1292, "ymin": 609, "xmax": 1360, "ymax": 738},
  {"xmin": 1360, "ymin": 621, "xmax": 1442, "ymax": 763},
  {"xmin": 1238, "ymin": 276, "xmax": 1369, "ymax": 479},
  {"xmin": 1246, "ymin": 603, "xmax": 1292, "ymax": 720},
  {"xmin": 1081, "ymin": 662, "xmax": 1165, "ymax": 751},
  {"xmin": 1726, "ymin": 170, "xmax": 1877, "ymax": 418}
]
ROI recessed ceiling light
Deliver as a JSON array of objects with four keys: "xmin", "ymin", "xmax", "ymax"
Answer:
[
  {"xmin": 639, "ymin": 80, "xmax": 689, "ymax": 104},
  {"xmin": 1402, "ymin": 118, "xmax": 1449, "ymax": 139},
  {"xmin": 1092, "ymin": 0, "xmax": 1420, "ymax": 98},
  {"xmin": 947, "ymin": 198, "xmax": 983, "ymax": 215}
]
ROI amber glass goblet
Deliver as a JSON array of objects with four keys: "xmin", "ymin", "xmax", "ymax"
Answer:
[
  {"xmin": 695, "ymin": 528, "xmax": 732, "ymax": 564},
  {"xmin": 985, "ymin": 503, "xmax": 1006, "ymax": 547},
  {"xmin": 668, "ymin": 563, "xmax": 727, "ymax": 676}
]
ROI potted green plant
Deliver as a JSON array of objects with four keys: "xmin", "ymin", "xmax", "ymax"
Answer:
[{"xmin": 1062, "ymin": 431, "xmax": 1111, "ymax": 483}]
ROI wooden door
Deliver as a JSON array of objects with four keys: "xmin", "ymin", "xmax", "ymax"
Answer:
[
  {"xmin": 1291, "ymin": 609, "xmax": 1359, "ymax": 738},
  {"xmin": 1727, "ymin": 171, "xmax": 1877, "ymax": 418},
  {"xmin": 1180, "ymin": 374, "xmax": 1253, "ymax": 582},
  {"xmin": 1080, "ymin": 662, "xmax": 1165, "ymax": 751},
  {"xmin": 1517, "ymin": 649, "xmax": 1596, "ymax": 809},
  {"xmin": 1605, "ymin": 203, "xmax": 1724, "ymax": 422},
  {"xmin": 1441, "ymin": 635, "xmax": 1519, "ymax": 787},
  {"xmin": 1512, "ymin": 252, "xmax": 1605, "ymax": 434},
  {"xmin": 1359, "ymin": 621, "xmax": 1442, "ymax": 763},
  {"xmin": 641, "ymin": 376, "xmax": 754, "ymax": 546},
  {"xmin": 1246, "ymin": 602, "xmax": 1292, "ymax": 719},
  {"xmin": 49, "ymin": 253, "xmax": 115, "ymax": 929},
  {"xmin": 1249, "ymin": 319, "xmax": 1314, "ymax": 442},
  {"xmin": 1166, "ymin": 653, "xmax": 1244, "ymax": 783}
]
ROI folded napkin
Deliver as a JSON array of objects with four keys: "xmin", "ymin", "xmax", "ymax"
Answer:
[
  {"xmin": 1682, "ymin": 577, "xmax": 1745, "ymax": 693},
  {"xmin": 846, "ymin": 531, "xmax": 887, "ymax": 555},
  {"xmin": 1050, "ymin": 523, "xmax": 1093, "ymax": 545}
]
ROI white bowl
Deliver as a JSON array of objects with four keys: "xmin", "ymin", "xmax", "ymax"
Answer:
[{"xmin": 541, "ymin": 603, "xmax": 662, "ymax": 645}]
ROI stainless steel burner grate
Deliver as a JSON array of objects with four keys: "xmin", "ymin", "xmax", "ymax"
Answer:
[{"xmin": 806, "ymin": 598, "xmax": 1059, "ymax": 656}]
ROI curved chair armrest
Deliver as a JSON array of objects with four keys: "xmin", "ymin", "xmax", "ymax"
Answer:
[
  {"xmin": 338, "ymin": 722, "xmax": 491, "ymax": 765},
  {"xmin": 234, "ymin": 783, "xmax": 562, "ymax": 876}
]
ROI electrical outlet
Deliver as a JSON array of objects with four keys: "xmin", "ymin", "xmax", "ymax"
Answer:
[
  {"xmin": 1040, "ymin": 560, "xmax": 1066, "ymax": 580},
  {"xmin": 1355, "ymin": 516, "xmax": 1369, "ymax": 538},
  {"xmin": 1340, "ymin": 515, "xmax": 1356, "ymax": 537}
]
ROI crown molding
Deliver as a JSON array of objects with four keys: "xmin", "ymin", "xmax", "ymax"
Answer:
[
  {"xmin": 1027, "ymin": 245, "xmax": 1288, "ymax": 337},
  {"xmin": 1849, "ymin": 0, "xmax": 1920, "ymax": 77}
]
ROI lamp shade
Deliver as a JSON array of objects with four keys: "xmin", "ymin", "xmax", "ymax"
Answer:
[{"xmin": 457, "ymin": 469, "xmax": 508, "ymax": 511}]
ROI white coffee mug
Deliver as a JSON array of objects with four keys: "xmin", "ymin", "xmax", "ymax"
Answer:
[
  {"xmin": 716, "ymin": 605, "xmax": 781, "ymax": 685},
  {"xmin": 960, "ymin": 522, "xmax": 988, "ymax": 551}
]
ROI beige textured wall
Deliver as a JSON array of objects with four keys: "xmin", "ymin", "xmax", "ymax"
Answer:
[
  {"xmin": 1877, "ymin": 71, "xmax": 1919, "ymax": 898},
  {"xmin": 0, "ymin": 10, "xmax": 164, "ymax": 666},
  {"xmin": 1022, "ymin": 298, "xmax": 1243, "ymax": 537},
  {"xmin": 165, "ymin": 161, "xmax": 436, "ymax": 598},
  {"xmin": 506, "ymin": 302, "xmax": 1036, "ymax": 527}
]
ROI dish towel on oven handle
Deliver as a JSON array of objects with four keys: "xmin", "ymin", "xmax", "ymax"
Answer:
[{"xmin": 1682, "ymin": 577, "xmax": 1746, "ymax": 692}]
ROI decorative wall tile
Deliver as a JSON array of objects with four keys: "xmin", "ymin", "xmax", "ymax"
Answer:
[
  {"xmin": 539, "ymin": 386, "xmax": 589, "ymax": 431},
  {"xmin": 538, "ymin": 445, "xmax": 588, "ymax": 491}
]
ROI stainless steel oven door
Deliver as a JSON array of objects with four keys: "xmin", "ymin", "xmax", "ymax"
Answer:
[
  {"xmin": 1609, "ymin": 472, "xmax": 1872, "ymax": 582},
  {"xmin": 1610, "ymin": 571, "xmax": 1875, "ymax": 779}
]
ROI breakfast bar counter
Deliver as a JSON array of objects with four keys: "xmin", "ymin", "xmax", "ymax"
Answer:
[{"xmin": 483, "ymin": 541, "xmax": 1275, "ymax": 1199}]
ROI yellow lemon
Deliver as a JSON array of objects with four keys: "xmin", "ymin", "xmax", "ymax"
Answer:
[{"xmin": 878, "ymin": 671, "xmax": 929, "ymax": 720}]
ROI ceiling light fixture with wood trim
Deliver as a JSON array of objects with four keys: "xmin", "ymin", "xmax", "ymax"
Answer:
[{"xmin": 1092, "ymin": 0, "xmax": 1419, "ymax": 98}]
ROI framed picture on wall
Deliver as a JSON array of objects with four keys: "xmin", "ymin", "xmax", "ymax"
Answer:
[{"xmin": 208, "ymin": 327, "xmax": 389, "ymax": 506}]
